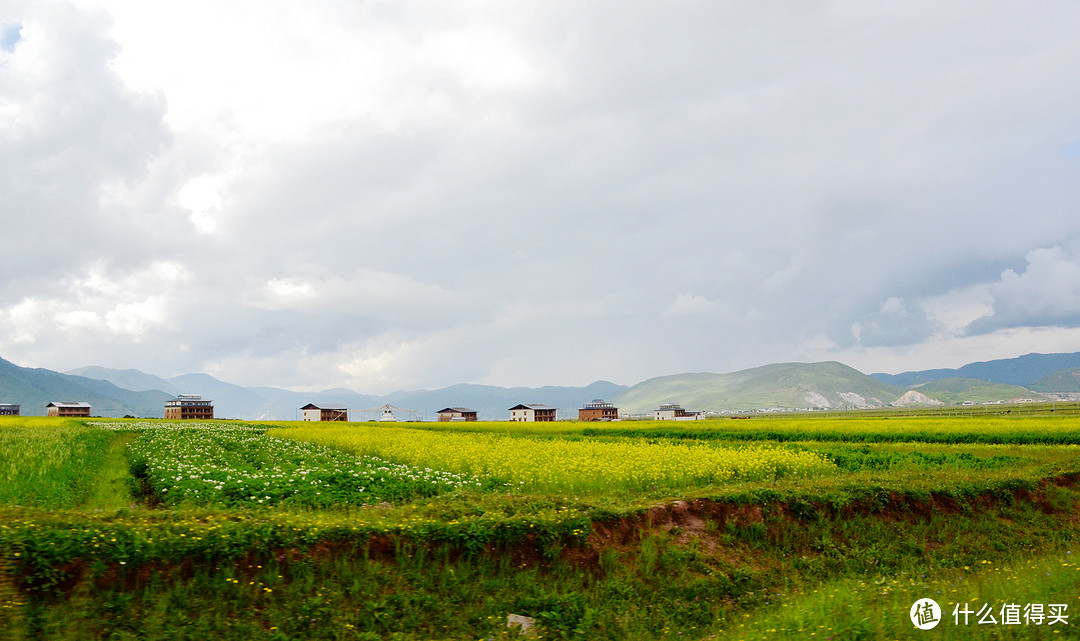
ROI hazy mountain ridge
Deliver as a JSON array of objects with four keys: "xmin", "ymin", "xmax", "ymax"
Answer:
[
  {"xmin": 0, "ymin": 358, "xmax": 172, "ymax": 417},
  {"xmin": 1, "ymin": 352, "xmax": 1071, "ymax": 419},
  {"xmin": 611, "ymin": 362, "xmax": 906, "ymax": 414},
  {"xmin": 57, "ymin": 366, "xmax": 629, "ymax": 420},
  {"xmin": 911, "ymin": 378, "xmax": 1047, "ymax": 405},
  {"xmin": 871, "ymin": 352, "xmax": 1080, "ymax": 388},
  {"xmin": 1031, "ymin": 368, "xmax": 1080, "ymax": 393}
]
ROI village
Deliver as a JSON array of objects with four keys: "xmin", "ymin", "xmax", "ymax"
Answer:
[{"xmin": 0, "ymin": 397, "xmax": 708, "ymax": 422}]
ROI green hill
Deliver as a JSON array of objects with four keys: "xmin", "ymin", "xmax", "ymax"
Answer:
[
  {"xmin": 610, "ymin": 362, "xmax": 905, "ymax": 414},
  {"xmin": 912, "ymin": 378, "xmax": 1046, "ymax": 405},
  {"xmin": 1031, "ymin": 368, "xmax": 1080, "ymax": 393},
  {"xmin": 0, "ymin": 357, "xmax": 172, "ymax": 417}
]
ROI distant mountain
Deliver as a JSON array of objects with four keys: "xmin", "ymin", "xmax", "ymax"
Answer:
[
  {"xmin": 872, "ymin": 352, "xmax": 1080, "ymax": 388},
  {"xmin": 61, "ymin": 364, "xmax": 628, "ymax": 420},
  {"xmin": 66, "ymin": 366, "xmax": 179, "ymax": 395},
  {"xmin": 248, "ymin": 387, "xmax": 382, "ymax": 419},
  {"xmin": 387, "ymin": 381, "xmax": 629, "ymax": 420},
  {"xmin": 168, "ymin": 373, "xmax": 296, "ymax": 420},
  {"xmin": 29, "ymin": 352, "xmax": 1080, "ymax": 420},
  {"xmin": 65, "ymin": 367, "xmax": 293, "ymax": 419},
  {"xmin": 1031, "ymin": 368, "xmax": 1080, "ymax": 393},
  {"xmin": 611, "ymin": 362, "xmax": 905, "ymax": 414},
  {"xmin": 911, "ymin": 378, "xmax": 1046, "ymax": 404},
  {"xmin": 0, "ymin": 357, "xmax": 172, "ymax": 417}
]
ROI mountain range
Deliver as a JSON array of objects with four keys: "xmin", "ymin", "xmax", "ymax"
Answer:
[
  {"xmin": 869, "ymin": 352, "xmax": 1080, "ymax": 388},
  {"xmin": 1, "ymin": 352, "xmax": 1079, "ymax": 420}
]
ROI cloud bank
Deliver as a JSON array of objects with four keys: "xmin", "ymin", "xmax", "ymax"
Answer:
[{"xmin": 2, "ymin": 1, "xmax": 1080, "ymax": 392}]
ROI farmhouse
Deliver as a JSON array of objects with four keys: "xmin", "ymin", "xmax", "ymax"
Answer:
[
  {"xmin": 437, "ymin": 407, "xmax": 478, "ymax": 422},
  {"xmin": 509, "ymin": 403, "xmax": 557, "ymax": 422},
  {"xmin": 0, "ymin": 404, "xmax": 19, "ymax": 416},
  {"xmin": 301, "ymin": 403, "xmax": 348, "ymax": 422},
  {"xmin": 654, "ymin": 403, "xmax": 703, "ymax": 421},
  {"xmin": 578, "ymin": 399, "xmax": 618, "ymax": 421},
  {"xmin": 45, "ymin": 402, "xmax": 92, "ymax": 417},
  {"xmin": 164, "ymin": 394, "xmax": 214, "ymax": 420}
]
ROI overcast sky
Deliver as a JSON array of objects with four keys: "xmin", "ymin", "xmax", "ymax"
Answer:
[{"xmin": 2, "ymin": 1, "xmax": 1080, "ymax": 393}]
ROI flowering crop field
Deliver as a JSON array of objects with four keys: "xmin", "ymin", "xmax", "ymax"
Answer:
[
  {"xmin": 2, "ymin": 415, "xmax": 1080, "ymax": 640},
  {"xmin": 577, "ymin": 415, "xmax": 1080, "ymax": 445},
  {"xmin": 122, "ymin": 422, "xmax": 491, "ymax": 508},
  {"xmin": 272, "ymin": 424, "xmax": 838, "ymax": 492}
]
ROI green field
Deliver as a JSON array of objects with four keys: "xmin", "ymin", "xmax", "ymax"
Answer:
[{"xmin": 2, "ymin": 414, "xmax": 1080, "ymax": 639}]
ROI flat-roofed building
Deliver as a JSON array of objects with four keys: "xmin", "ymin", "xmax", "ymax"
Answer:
[
  {"xmin": 165, "ymin": 394, "xmax": 214, "ymax": 420},
  {"xmin": 654, "ymin": 403, "xmax": 703, "ymax": 421},
  {"xmin": 437, "ymin": 407, "xmax": 478, "ymax": 422},
  {"xmin": 509, "ymin": 403, "xmax": 557, "ymax": 422},
  {"xmin": 45, "ymin": 402, "xmax": 92, "ymax": 417},
  {"xmin": 0, "ymin": 404, "xmax": 20, "ymax": 416},
  {"xmin": 578, "ymin": 399, "xmax": 618, "ymax": 421},
  {"xmin": 301, "ymin": 403, "xmax": 348, "ymax": 421}
]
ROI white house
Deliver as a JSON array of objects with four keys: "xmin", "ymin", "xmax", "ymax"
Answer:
[
  {"xmin": 508, "ymin": 403, "xmax": 557, "ymax": 422},
  {"xmin": 300, "ymin": 403, "xmax": 348, "ymax": 421}
]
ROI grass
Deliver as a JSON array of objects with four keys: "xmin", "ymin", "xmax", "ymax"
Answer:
[
  {"xmin": 265, "ymin": 413, "xmax": 1080, "ymax": 445},
  {"xmin": 125, "ymin": 422, "xmax": 490, "ymax": 508},
  {"xmin": 1, "ymin": 414, "xmax": 1080, "ymax": 639},
  {"xmin": 84, "ymin": 432, "xmax": 140, "ymax": 511},
  {"xmin": 0, "ymin": 419, "xmax": 115, "ymax": 508},
  {"xmin": 717, "ymin": 549, "xmax": 1080, "ymax": 639}
]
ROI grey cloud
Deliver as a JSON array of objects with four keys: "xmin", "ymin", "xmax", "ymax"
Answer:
[
  {"xmin": 850, "ymin": 297, "xmax": 937, "ymax": 348},
  {"xmin": 967, "ymin": 245, "xmax": 1080, "ymax": 335},
  {"xmin": 0, "ymin": 3, "xmax": 176, "ymax": 299},
  {"xmin": 5, "ymin": 2, "xmax": 1080, "ymax": 390}
]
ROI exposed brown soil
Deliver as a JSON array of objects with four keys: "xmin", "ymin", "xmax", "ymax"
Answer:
[{"xmin": 12, "ymin": 472, "xmax": 1080, "ymax": 597}]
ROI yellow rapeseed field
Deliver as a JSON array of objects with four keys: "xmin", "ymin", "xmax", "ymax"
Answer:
[{"xmin": 272, "ymin": 425, "xmax": 836, "ymax": 491}]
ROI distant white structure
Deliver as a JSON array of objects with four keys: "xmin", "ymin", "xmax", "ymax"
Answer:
[
  {"xmin": 654, "ymin": 403, "xmax": 703, "ymax": 421},
  {"xmin": 358, "ymin": 403, "xmax": 422, "ymax": 422}
]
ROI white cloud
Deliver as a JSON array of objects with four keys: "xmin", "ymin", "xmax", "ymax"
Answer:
[
  {"xmin": 966, "ymin": 246, "xmax": 1080, "ymax": 333},
  {"xmin": 662, "ymin": 292, "xmax": 719, "ymax": 318},
  {"xmin": 5, "ymin": 1, "xmax": 1080, "ymax": 390},
  {"xmin": 263, "ymin": 278, "xmax": 316, "ymax": 303},
  {"xmin": 0, "ymin": 261, "xmax": 189, "ymax": 354},
  {"xmin": 922, "ymin": 287, "xmax": 995, "ymax": 336}
]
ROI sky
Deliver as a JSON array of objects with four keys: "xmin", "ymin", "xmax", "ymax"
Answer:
[{"xmin": 2, "ymin": 1, "xmax": 1080, "ymax": 394}]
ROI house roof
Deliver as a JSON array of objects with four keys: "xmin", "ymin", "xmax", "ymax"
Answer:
[
  {"xmin": 580, "ymin": 400, "xmax": 616, "ymax": 409},
  {"xmin": 508, "ymin": 403, "xmax": 556, "ymax": 411},
  {"xmin": 301, "ymin": 403, "xmax": 347, "ymax": 411},
  {"xmin": 46, "ymin": 402, "xmax": 92, "ymax": 408},
  {"xmin": 437, "ymin": 407, "xmax": 477, "ymax": 413}
]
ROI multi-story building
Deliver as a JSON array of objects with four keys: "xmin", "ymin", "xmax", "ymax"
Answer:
[
  {"xmin": 654, "ymin": 403, "xmax": 703, "ymax": 421},
  {"xmin": 165, "ymin": 394, "xmax": 214, "ymax": 420},
  {"xmin": 578, "ymin": 399, "xmax": 618, "ymax": 421},
  {"xmin": 437, "ymin": 407, "xmax": 478, "ymax": 422},
  {"xmin": 508, "ymin": 403, "xmax": 557, "ymax": 422},
  {"xmin": 0, "ymin": 404, "xmax": 20, "ymax": 416},
  {"xmin": 300, "ymin": 403, "xmax": 349, "ymax": 421},
  {"xmin": 45, "ymin": 402, "xmax": 92, "ymax": 417}
]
